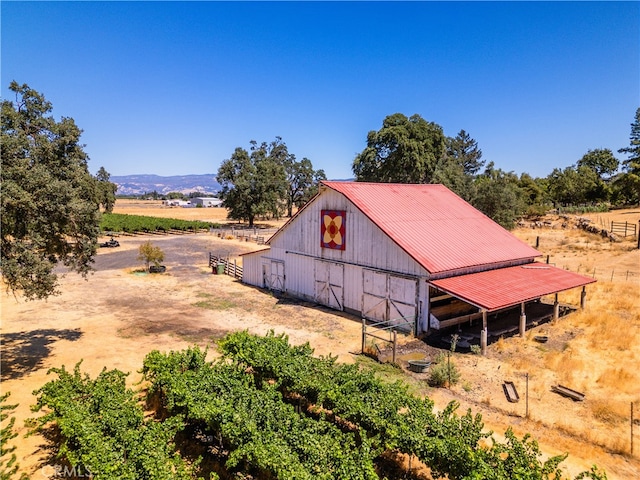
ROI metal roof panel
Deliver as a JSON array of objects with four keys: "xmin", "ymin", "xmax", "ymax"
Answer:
[
  {"xmin": 430, "ymin": 264, "xmax": 596, "ymax": 311},
  {"xmin": 322, "ymin": 181, "xmax": 540, "ymax": 274}
]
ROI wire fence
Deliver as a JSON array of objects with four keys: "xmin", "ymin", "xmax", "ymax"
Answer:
[{"xmin": 551, "ymin": 263, "xmax": 640, "ymax": 283}]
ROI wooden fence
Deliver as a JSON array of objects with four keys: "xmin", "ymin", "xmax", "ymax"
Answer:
[{"xmin": 209, "ymin": 253, "xmax": 243, "ymax": 279}]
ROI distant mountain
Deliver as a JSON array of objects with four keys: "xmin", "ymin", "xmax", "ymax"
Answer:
[{"xmin": 112, "ymin": 174, "xmax": 221, "ymax": 196}]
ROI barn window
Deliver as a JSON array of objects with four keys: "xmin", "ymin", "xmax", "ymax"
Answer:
[{"xmin": 321, "ymin": 210, "xmax": 346, "ymax": 250}]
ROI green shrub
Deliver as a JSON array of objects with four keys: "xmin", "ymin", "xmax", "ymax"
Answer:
[
  {"xmin": 137, "ymin": 241, "xmax": 165, "ymax": 269},
  {"xmin": 428, "ymin": 352, "xmax": 460, "ymax": 387}
]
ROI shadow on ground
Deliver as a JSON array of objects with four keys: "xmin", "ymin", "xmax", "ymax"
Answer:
[{"xmin": 1, "ymin": 328, "xmax": 82, "ymax": 381}]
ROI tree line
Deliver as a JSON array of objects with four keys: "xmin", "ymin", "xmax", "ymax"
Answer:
[
  {"xmin": 351, "ymin": 111, "xmax": 640, "ymax": 229},
  {"xmin": 219, "ymin": 110, "xmax": 639, "ymax": 230},
  {"xmin": 2, "ymin": 81, "xmax": 638, "ymax": 300}
]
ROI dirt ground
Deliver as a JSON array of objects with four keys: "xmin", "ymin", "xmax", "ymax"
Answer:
[{"xmin": 1, "ymin": 202, "xmax": 639, "ymax": 479}]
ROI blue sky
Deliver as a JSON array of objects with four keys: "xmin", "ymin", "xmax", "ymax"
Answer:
[{"xmin": 2, "ymin": 1, "xmax": 638, "ymax": 180}]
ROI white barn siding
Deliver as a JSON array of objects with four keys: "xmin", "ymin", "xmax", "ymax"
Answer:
[
  {"xmin": 242, "ymin": 187, "xmax": 431, "ymax": 333},
  {"xmin": 241, "ymin": 249, "xmax": 268, "ymax": 288}
]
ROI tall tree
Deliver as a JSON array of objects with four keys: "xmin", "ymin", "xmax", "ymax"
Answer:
[
  {"xmin": 217, "ymin": 138, "xmax": 288, "ymax": 226},
  {"xmin": 445, "ymin": 129, "xmax": 485, "ymax": 175},
  {"xmin": 95, "ymin": 166, "xmax": 117, "ymax": 213},
  {"xmin": 577, "ymin": 149, "xmax": 619, "ymax": 180},
  {"xmin": 472, "ymin": 163, "xmax": 525, "ymax": 229},
  {"xmin": 432, "ymin": 156, "xmax": 476, "ymax": 203},
  {"xmin": 284, "ymin": 156, "xmax": 326, "ymax": 217},
  {"xmin": 1, "ymin": 82, "xmax": 100, "ymax": 300},
  {"xmin": 518, "ymin": 173, "xmax": 549, "ymax": 215},
  {"xmin": 352, "ymin": 113, "xmax": 446, "ymax": 183},
  {"xmin": 546, "ymin": 165, "xmax": 600, "ymax": 205},
  {"xmin": 249, "ymin": 138, "xmax": 289, "ymax": 220},
  {"xmin": 616, "ymin": 107, "xmax": 640, "ymax": 203}
]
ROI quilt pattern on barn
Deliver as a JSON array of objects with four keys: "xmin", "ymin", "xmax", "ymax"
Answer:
[{"xmin": 321, "ymin": 210, "xmax": 346, "ymax": 250}]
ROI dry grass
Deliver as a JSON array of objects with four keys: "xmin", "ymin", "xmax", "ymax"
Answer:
[
  {"xmin": 544, "ymin": 350, "xmax": 586, "ymax": 386},
  {"xmin": 472, "ymin": 217, "xmax": 640, "ymax": 475},
  {"xmin": 596, "ymin": 367, "xmax": 639, "ymax": 395},
  {"xmin": 590, "ymin": 399, "xmax": 629, "ymax": 425},
  {"xmin": 493, "ymin": 337, "xmax": 507, "ymax": 352}
]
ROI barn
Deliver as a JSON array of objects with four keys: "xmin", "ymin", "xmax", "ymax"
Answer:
[{"xmin": 241, "ymin": 181, "xmax": 595, "ymax": 351}]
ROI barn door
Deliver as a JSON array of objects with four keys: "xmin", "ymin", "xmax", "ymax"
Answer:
[
  {"xmin": 265, "ymin": 260, "xmax": 285, "ymax": 292},
  {"xmin": 314, "ymin": 261, "xmax": 344, "ymax": 310},
  {"xmin": 362, "ymin": 269, "xmax": 417, "ymax": 332},
  {"xmin": 389, "ymin": 275, "xmax": 418, "ymax": 332},
  {"xmin": 362, "ymin": 269, "xmax": 388, "ymax": 322}
]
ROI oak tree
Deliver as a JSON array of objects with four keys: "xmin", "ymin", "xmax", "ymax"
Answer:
[
  {"xmin": 1, "ymin": 82, "xmax": 100, "ymax": 300},
  {"xmin": 577, "ymin": 149, "xmax": 619, "ymax": 180},
  {"xmin": 352, "ymin": 113, "xmax": 446, "ymax": 183},
  {"xmin": 217, "ymin": 138, "xmax": 288, "ymax": 226},
  {"xmin": 284, "ymin": 156, "xmax": 326, "ymax": 217}
]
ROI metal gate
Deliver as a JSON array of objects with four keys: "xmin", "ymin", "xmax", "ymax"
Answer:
[
  {"xmin": 314, "ymin": 260, "xmax": 344, "ymax": 310},
  {"xmin": 362, "ymin": 269, "xmax": 417, "ymax": 333}
]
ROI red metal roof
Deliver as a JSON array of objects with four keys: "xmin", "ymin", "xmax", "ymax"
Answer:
[
  {"xmin": 322, "ymin": 181, "xmax": 541, "ymax": 275},
  {"xmin": 430, "ymin": 264, "xmax": 596, "ymax": 311}
]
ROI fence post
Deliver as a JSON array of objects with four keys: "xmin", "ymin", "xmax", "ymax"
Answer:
[
  {"xmin": 361, "ymin": 318, "xmax": 366, "ymax": 355},
  {"xmin": 525, "ymin": 372, "xmax": 529, "ymax": 419}
]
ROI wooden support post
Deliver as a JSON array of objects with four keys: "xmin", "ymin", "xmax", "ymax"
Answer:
[
  {"xmin": 392, "ymin": 330, "xmax": 397, "ymax": 364},
  {"xmin": 481, "ymin": 310, "xmax": 488, "ymax": 356},
  {"xmin": 361, "ymin": 318, "xmax": 366, "ymax": 355},
  {"xmin": 519, "ymin": 302, "xmax": 526, "ymax": 338},
  {"xmin": 580, "ymin": 286, "xmax": 587, "ymax": 310},
  {"xmin": 553, "ymin": 293, "xmax": 559, "ymax": 320}
]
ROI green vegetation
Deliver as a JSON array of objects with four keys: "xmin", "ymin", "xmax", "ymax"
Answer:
[
  {"xmin": 1, "ymin": 393, "xmax": 28, "ymax": 480},
  {"xmin": 1, "ymin": 82, "xmax": 105, "ymax": 300},
  {"xmin": 28, "ymin": 364, "xmax": 199, "ymax": 479},
  {"xmin": 96, "ymin": 166, "xmax": 117, "ymax": 213},
  {"xmin": 28, "ymin": 331, "xmax": 608, "ymax": 479},
  {"xmin": 218, "ymin": 137, "xmax": 325, "ymax": 226},
  {"xmin": 428, "ymin": 352, "xmax": 461, "ymax": 387},
  {"xmin": 351, "ymin": 110, "xmax": 640, "ymax": 229},
  {"xmin": 101, "ymin": 213, "xmax": 216, "ymax": 233},
  {"xmin": 137, "ymin": 241, "xmax": 165, "ymax": 270},
  {"xmin": 144, "ymin": 331, "xmax": 605, "ymax": 480},
  {"xmin": 192, "ymin": 292, "xmax": 236, "ymax": 310}
]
